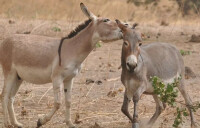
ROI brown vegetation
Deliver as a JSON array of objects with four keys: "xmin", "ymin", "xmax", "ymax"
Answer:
[{"xmin": 0, "ymin": 0, "xmax": 200, "ymax": 23}]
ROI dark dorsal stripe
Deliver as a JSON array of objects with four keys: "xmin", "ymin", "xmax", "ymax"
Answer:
[{"xmin": 58, "ymin": 19, "xmax": 92, "ymax": 66}]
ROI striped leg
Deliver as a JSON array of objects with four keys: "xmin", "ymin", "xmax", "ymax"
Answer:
[
  {"xmin": 37, "ymin": 78, "xmax": 63, "ymax": 127},
  {"xmin": 64, "ymin": 78, "xmax": 75, "ymax": 128}
]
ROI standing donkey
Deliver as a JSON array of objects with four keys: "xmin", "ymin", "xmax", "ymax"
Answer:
[
  {"xmin": 116, "ymin": 19, "xmax": 196, "ymax": 128},
  {"xmin": 0, "ymin": 3, "xmax": 122, "ymax": 128}
]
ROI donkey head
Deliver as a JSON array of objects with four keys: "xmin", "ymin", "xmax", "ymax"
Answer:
[
  {"xmin": 80, "ymin": 3, "xmax": 123, "ymax": 43},
  {"xmin": 116, "ymin": 19, "xmax": 142, "ymax": 72}
]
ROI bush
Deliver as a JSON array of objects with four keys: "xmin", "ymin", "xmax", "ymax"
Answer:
[
  {"xmin": 180, "ymin": 50, "xmax": 191, "ymax": 56},
  {"xmin": 176, "ymin": 0, "xmax": 200, "ymax": 16},
  {"xmin": 127, "ymin": 0, "xmax": 158, "ymax": 6},
  {"xmin": 151, "ymin": 76, "xmax": 200, "ymax": 128},
  {"xmin": 127, "ymin": 0, "xmax": 200, "ymax": 15}
]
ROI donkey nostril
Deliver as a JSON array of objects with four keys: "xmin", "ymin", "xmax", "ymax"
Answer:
[
  {"xmin": 126, "ymin": 62, "xmax": 137, "ymax": 71},
  {"xmin": 127, "ymin": 63, "xmax": 133, "ymax": 69}
]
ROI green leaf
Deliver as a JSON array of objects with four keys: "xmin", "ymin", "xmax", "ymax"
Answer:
[
  {"xmin": 95, "ymin": 42, "xmax": 102, "ymax": 48},
  {"xmin": 180, "ymin": 50, "xmax": 191, "ymax": 56},
  {"xmin": 166, "ymin": 84, "xmax": 173, "ymax": 92},
  {"xmin": 52, "ymin": 26, "xmax": 61, "ymax": 32},
  {"xmin": 183, "ymin": 111, "xmax": 188, "ymax": 116}
]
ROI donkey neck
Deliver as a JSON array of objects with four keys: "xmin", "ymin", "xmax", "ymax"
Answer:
[{"xmin": 61, "ymin": 22, "xmax": 97, "ymax": 66}]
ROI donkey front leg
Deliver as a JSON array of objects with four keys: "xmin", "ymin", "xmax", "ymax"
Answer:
[
  {"xmin": 37, "ymin": 78, "xmax": 63, "ymax": 127},
  {"xmin": 64, "ymin": 78, "xmax": 75, "ymax": 128},
  {"xmin": 132, "ymin": 85, "xmax": 146, "ymax": 128},
  {"xmin": 121, "ymin": 91, "xmax": 133, "ymax": 122},
  {"xmin": 132, "ymin": 101, "xmax": 139, "ymax": 128}
]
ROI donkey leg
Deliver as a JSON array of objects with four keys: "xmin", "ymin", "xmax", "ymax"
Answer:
[
  {"xmin": 2, "ymin": 71, "xmax": 18, "ymax": 127},
  {"xmin": 148, "ymin": 95, "xmax": 164, "ymax": 126},
  {"xmin": 132, "ymin": 100, "xmax": 139, "ymax": 128},
  {"xmin": 64, "ymin": 78, "xmax": 75, "ymax": 128},
  {"xmin": 8, "ymin": 78, "xmax": 23, "ymax": 127},
  {"xmin": 2, "ymin": 79, "xmax": 12, "ymax": 127},
  {"xmin": 178, "ymin": 80, "xmax": 197, "ymax": 127},
  {"xmin": 37, "ymin": 78, "xmax": 63, "ymax": 127},
  {"xmin": 121, "ymin": 91, "xmax": 133, "ymax": 122}
]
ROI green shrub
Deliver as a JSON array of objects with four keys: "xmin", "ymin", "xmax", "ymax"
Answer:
[
  {"xmin": 95, "ymin": 41, "xmax": 102, "ymax": 48},
  {"xmin": 127, "ymin": 0, "xmax": 200, "ymax": 15},
  {"xmin": 52, "ymin": 26, "xmax": 61, "ymax": 32},
  {"xmin": 150, "ymin": 76, "xmax": 199, "ymax": 128},
  {"xmin": 180, "ymin": 50, "xmax": 191, "ymax": 56}
]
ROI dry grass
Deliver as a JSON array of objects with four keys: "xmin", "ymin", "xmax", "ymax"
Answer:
[{"xmin": 0, "ymin": 0, "xmax": 200, "ymax": 24}]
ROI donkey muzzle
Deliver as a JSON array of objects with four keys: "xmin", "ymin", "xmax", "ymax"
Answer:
[
  {"xmin": 127, "ymin": 62, "xmax": 137, "ymax": 72},
  {"xmin": 126, "ymin": 55, "xmax": 138, "ymax": 72}
]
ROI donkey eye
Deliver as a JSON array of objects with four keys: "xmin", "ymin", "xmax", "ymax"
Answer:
[
  {"xmin": 124, "ymin": 41, "xmax": 128, "ymax": 46},
  {"xmin": 103, "ymin": 19, "xmax": 110, "ymax": 22},
  {"xmin": 139, "ymin": 43, "xmax": 142, "ymax": 46}
]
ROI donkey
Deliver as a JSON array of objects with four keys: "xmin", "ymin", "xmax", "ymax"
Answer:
[
  {"xmin": 0, "ymin": 3, "xmax": 122, "ymax": 128},
  {"xmin": 116, "ymin": 20, "xmax": 196, "ymax": 128}
]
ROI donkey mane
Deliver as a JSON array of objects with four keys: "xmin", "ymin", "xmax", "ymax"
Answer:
[{"xmin": 58, "ymin": 19, "xmax": 92, "ymax": 65}]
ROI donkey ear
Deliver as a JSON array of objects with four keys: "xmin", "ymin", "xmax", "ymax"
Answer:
[
  {"xmin": 115, "ymin": 19, "xmax": 127, "ymax": 32},
  {"xmin": 80, "ymin": 3, "xmax": 97, "ymax": 20},
  {"xmin": 132, "ymin": 23, "xmax": 138, "ymax": 29}
]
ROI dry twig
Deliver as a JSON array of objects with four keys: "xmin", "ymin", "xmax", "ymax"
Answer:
[
  {"xmin": 38, "ymin": 86, "xmax": 53, "ymax": 104},
  {"xmin": 106, "ymin": 77, "xmax": 120, "ymax": 82}
]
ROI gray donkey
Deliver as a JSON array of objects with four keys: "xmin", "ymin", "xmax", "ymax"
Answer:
[{"xmin": 116, "ymin": 19, "xmax": 196, "ymax": 128}]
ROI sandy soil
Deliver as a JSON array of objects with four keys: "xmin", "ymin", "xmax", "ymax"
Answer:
[{"xmin": 0, "ymin": 19, "xmax": 199, "ymax": 128}]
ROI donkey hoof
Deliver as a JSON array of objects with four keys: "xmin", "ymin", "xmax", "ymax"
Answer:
[
  {"xmin": 37, "ymin": 119, "xmax": 42, "ymax": 128},
  {"xmin": 68, "ymin": 124, "xmax": 76, "ymax": 128},
  {"xmin": 66, "ymin": 121, "xmax": 76, "ymax": 128},
  {"xmin": 69, "ymin": 126, "xmax": 76, "ymax": 128},
  {"xmin": 13, "ymin": 121, "xmax": 23, "ymax": 128},
  {"xmin": 132, "ymin": 122, "xmax": 139, "ymax": 128},
  {"xmin": 191, "ymin": 123, "xmax": 197, "ymax": 128}
]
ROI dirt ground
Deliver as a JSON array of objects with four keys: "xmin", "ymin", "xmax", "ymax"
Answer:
[{"xmin": 0, "ymin": 19, "xmax": 200, "ymax": 128}]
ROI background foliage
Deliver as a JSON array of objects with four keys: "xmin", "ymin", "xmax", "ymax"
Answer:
[{"xmin": 127, "ymin": 0, "xmax": 200, "ymax": 16}]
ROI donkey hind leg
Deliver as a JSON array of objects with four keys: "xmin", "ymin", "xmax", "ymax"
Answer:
[
  {"xmin": 37, "ymin": 78, "xmax": 63, "ymax": 127},
  {"xmin": 148, "ymin": 95, "xmax": 164, "ymax": 126},
  {"xmin": 178, "ymin": 80, "xmax": 197, "ymax": 128},
  {"xmin": 8, "ymin": 78, "xmax": 23, "ymax": 127},
  {"xmin": 121, "ymin": 91, "xmax": 133, "ymax": 122},
  {"xmin": 2, "ymin": 71, "xmax": 18, "ymax": 127},
  {"xmin": 64, "ymin": 78, "xmax": 75, "ymax": 128}
]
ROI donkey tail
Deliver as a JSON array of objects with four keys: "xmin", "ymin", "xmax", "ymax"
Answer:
[{"xmin": 185, "ymin": 66, "xmax": 196, "ymax": 79}]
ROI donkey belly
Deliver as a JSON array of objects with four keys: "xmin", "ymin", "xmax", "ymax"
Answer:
[{"xmin": 15, "ymin": 65, "xmax": 52, "ymax": 84}]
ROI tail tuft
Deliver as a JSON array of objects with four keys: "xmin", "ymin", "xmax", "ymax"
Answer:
[{"xmin": 185, "ymin": 66, "xmax": 196, "ymax": 79}]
